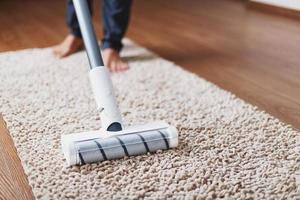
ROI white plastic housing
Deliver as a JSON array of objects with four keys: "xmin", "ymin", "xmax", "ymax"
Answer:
[{"xmin": 89, "ymin": 67, "xmax": 123, "ymax": 130}]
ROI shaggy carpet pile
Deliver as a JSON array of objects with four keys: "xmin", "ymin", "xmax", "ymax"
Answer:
[{"xmin": 0, "ymin": 40, "xmax": 299, "ymax": 199}]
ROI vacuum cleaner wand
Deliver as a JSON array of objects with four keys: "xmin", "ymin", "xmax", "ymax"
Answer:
[
  {"xmin": 73, "ymin": 0, "xmax": 104, "ymax": 68},
  {"xmin": 73, "ymin": 0, "xmax": 123, "ymax": 132},
  {"xmin": 61, "ymin": 0, "xmax": 178, "ymax": 166}
]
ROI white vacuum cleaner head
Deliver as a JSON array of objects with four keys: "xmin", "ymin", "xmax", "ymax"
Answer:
[
  {"xmin": 62, "ymin": 121, "xmax": 178, "ymax": 166},
  {"xmin": 61, "ymin": 0, "xmax": 179, "ymax": 166}
]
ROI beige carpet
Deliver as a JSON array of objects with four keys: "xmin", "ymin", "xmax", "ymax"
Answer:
[{"xmin": 0, "ymin": 40, "xmax": 300, "ymax": 199}]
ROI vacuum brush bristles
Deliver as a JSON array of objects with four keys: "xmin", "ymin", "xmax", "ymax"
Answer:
[
  {"xmin": 61, "ymin": 0, "xmax": 178, "ymax": 166},
  {"xmin": 62, "ymin": 122, "xmax": 178, "ymax": 166}
]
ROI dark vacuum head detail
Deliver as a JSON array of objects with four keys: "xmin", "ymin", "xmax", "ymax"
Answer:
[{"xmin": 107, "ymin": 122, "xmax": 122, "ymax": 132}]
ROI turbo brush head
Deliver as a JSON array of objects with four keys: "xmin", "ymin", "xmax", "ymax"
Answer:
[{"xmin": 61, "ymin": 121, "xmax": 178, "ymax": 166}]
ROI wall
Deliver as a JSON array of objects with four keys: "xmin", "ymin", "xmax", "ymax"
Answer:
[{"xmin": 251, "ymin": 0, "xmax": 300, "ymax": 11}]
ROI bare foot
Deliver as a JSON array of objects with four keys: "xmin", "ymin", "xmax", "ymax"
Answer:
[
  {"xmin": 52, "ymin": 34, "xmax": 83, "ymax": 58},
  {"xmin": 102, "ymin": 48, "xmax": 129, "ymax": 73}
]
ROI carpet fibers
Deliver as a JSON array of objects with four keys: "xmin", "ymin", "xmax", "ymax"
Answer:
[{"xmin": 0, "ymin": 40, "xmax": 300, "ymax": 199}]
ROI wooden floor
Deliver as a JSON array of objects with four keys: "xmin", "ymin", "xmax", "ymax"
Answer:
[{"xmin": 1, "ymin": 0, "xmax": 300, "ymax": 199}]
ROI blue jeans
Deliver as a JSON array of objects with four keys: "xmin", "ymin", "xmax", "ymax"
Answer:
[{"xmin": 67, "ymin": 0, "xmax": 132, "ymax": 52}]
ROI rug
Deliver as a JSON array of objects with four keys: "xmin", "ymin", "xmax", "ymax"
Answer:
[{"xmin": 0, "ymin": 39, "xmax": 299, "ymax": 199}]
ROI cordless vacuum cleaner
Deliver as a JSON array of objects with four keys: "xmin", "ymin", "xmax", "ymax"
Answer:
[{"xmin": 61, "ymin": 0, "xmax": 178, "ymax": 166}]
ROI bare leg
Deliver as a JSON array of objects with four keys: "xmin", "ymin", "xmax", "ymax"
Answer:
[
  {"xmin": 102, "ymin": 48, "xmax": 129, "ymax": 73},
  {"xmin": 52, "ymin": 35, "xmax": 128, "ymax": 72},
  {"xmin": 52, "ymin": 0, "xmax": 131, "ymax": 73},
  {"xmin": 52, "ymin": 34, "xmax": 83, "ymax": 58},
  {"xmin": 52, "ymin": 0, "xmax": 87, "ymax": 58},
  {"xmin": 101, "ymin": 0, "xmax": 132, "ymax": 73}
]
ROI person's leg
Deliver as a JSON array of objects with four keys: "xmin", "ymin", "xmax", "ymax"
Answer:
[
  {"xmin": 67, "ymin": 0, "xmax": 93, "ymax": 38},
  {"xmin": 101, "ymin": 0, "xmax": 132, "ymax": 72},
  {"xmin": 53, "ymin": 0, "xmax": 93, "ymax": 58},
  {"xmin": 102, "ymin": 0, "xmax": 132, "ymax": 51}
]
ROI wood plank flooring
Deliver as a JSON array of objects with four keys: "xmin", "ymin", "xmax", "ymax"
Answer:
[
  {"xmin": 0, "ymin": 0, "xmax": 300, "ymax": 199},
  {"xmin": 0, "ymin": 115, "xmax": 34, "ymax": 199}
]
